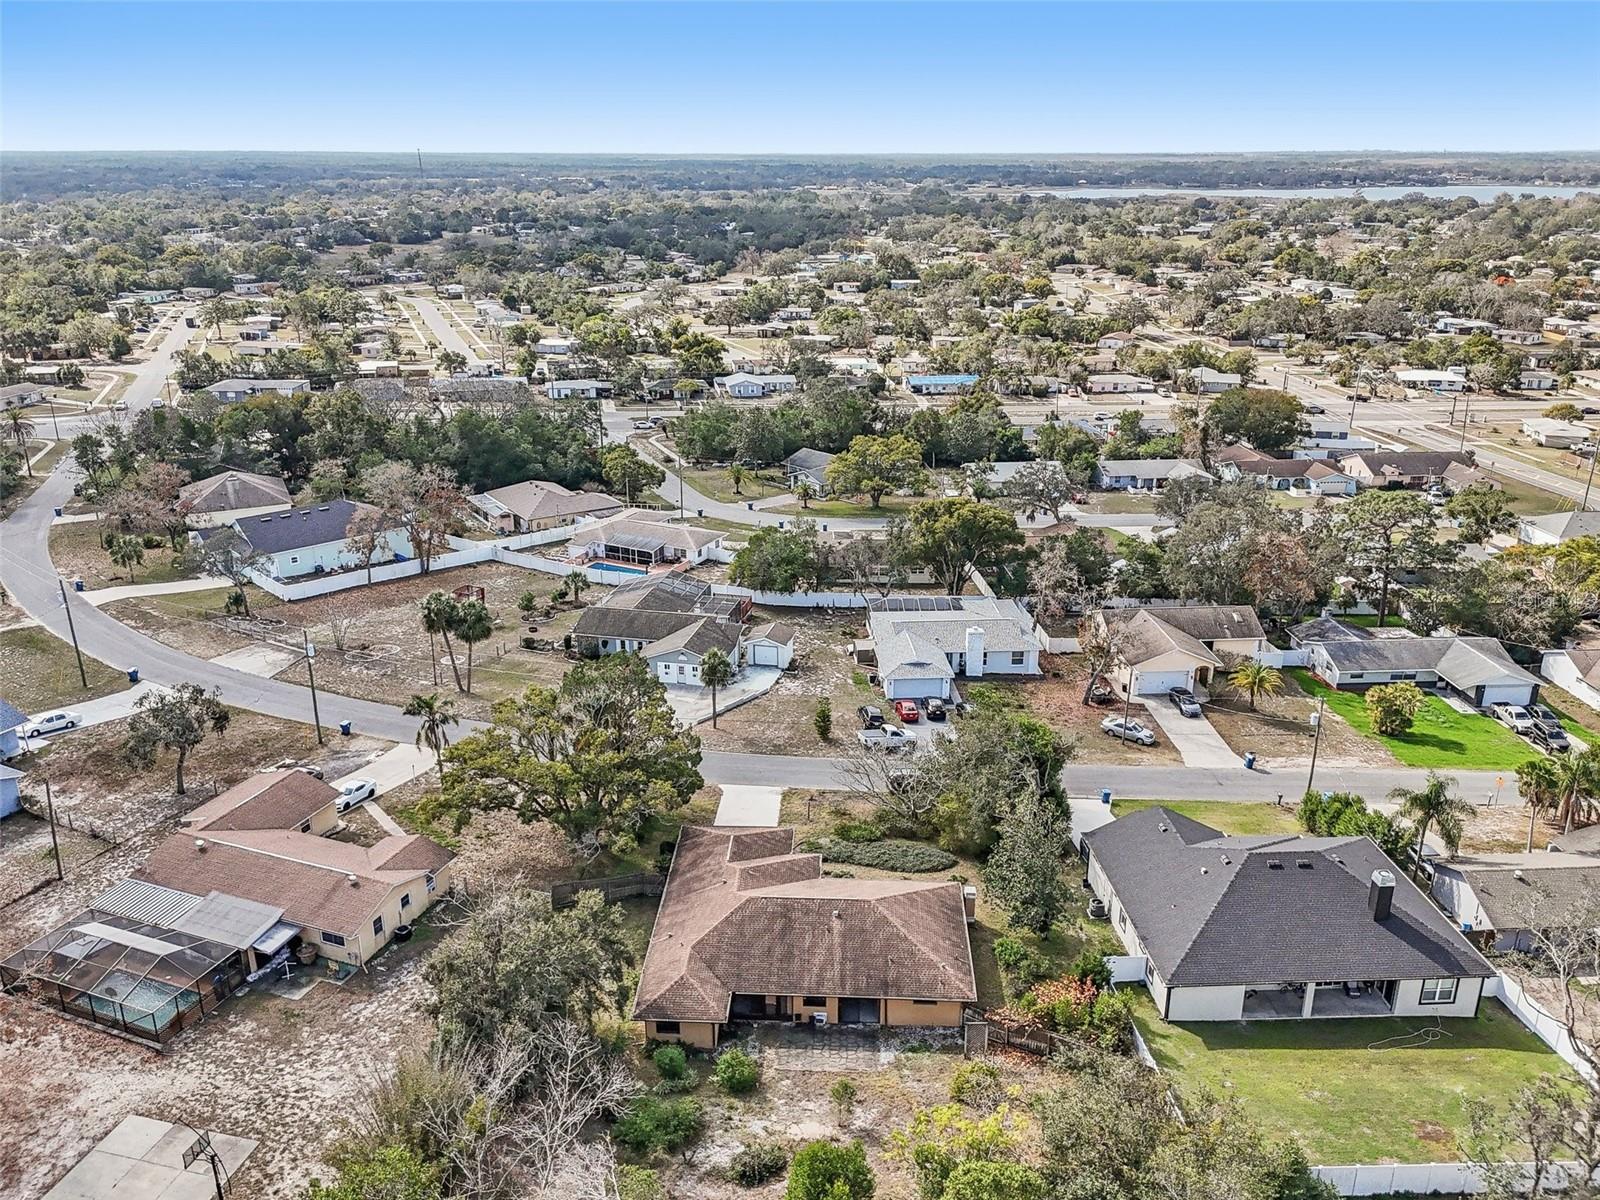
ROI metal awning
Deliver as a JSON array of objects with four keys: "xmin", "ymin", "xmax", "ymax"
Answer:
[
  {"xmin": 173, "ymin": 892, "xmax": 284, "ymax": 950},
  {"xmin": 250, "ymin": 921, "xmax": 300, "ymax": 955}
]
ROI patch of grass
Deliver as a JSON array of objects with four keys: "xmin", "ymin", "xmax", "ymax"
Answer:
[
  {"xmin": 49, "ymin": 521, "xmax": 199, "ymax": 590},
  {"xmin": 1111, "ymin": 799, "xmax": 1301, "ymax": 836},
  {"xmin": 678, "ymin": 466, "xmax": 787, "ymax": 504},
  {"xmin": 1132, "ymin": 994, "xmax": 1570, "ymax": 1164},
  {"xmin": 1536, "ymin": 684, "xmax": 1600, "ymax": 746},
  {"xmin": 1335, "ymin": 613, "xmax": 1412, "ymax": 631},
  {"xmin": 0, "ymin": 627, "xmax": 127, "ymax": 711},
  {"xmin": 1290, "ymin": 669, "xmax": 1538, "ymax": 770},
  {"xmin": 772, "ymin": 493, "xmax": 922, "ymax": 518}
]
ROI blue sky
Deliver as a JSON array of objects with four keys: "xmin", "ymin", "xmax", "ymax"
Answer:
[{"xmin": 2, "ymin": 1, "xmax": 1595, "ymax": 153}]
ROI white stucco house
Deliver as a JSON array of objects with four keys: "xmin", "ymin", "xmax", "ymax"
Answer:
[
  {"xmin": 217, "ymin": 499, "xmax": 409, "ymax": 581},
  {"xmin": 1431, "ymin": 853, "xmax": 1600, "ymax": 954},
  {"xmin": 714, "ymin": 372, "xmax": 797, "ymax": 399},
  {"xmin": 1290, "ymin": 616, "xmax": 1538, "ymax": 708},
  {"xmin": 863, "ymin": 596, "xmax": 1043, "ymax": 701},
  {"xmin": 1084, "ymin": 806, "xmax": 1495, "ymax": 1022}
]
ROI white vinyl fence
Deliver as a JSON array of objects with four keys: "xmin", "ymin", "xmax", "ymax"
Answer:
[{"xmin": 1488, "ymin": 973, "xmax": 1596, "ymax": 1083}]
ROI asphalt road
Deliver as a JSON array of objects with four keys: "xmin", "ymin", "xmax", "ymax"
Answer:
[{"xmin": 402, "ymin": 294, "xmax": 489, "ymax": 368}]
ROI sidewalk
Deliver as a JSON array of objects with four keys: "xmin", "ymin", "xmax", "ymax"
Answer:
[{"xmin": 78, "ymin": 576, "xmax": 231, "ymax": 606}]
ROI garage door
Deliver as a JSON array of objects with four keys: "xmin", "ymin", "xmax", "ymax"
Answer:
[
  {"xmin": 888, "ymin": 677, "xmax": 949, "ymax": 701},
  {"xmin": 1479, "ymin": 683, "xmax": 1536, "ymax": 708},
  {"xmin": 751, "ymin": 643, "xmax": 779, "ymax": 667},
  {"xmin": 1131, "ymin": 669, "xmax": 1191, "ymax": 696}
]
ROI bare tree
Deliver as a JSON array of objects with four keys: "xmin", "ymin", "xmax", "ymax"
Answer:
[{"xmin": 1075, "ymin": 611, "xmax": 1130, "ymax": 703}]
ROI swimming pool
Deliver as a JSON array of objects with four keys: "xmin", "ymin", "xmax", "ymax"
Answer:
[{"xmin": 591, "ymin": 562, "xmax": 648, "ymax": 576}]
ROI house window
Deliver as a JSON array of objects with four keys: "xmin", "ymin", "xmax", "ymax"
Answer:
[
  {"xmin": 290, "ymin": 556, "xmax": 299, "ymax": 564},
  {"xmin": 298, "ymin": 821, "xmax": 311, "ymax": 833},
  {"xmin": 400, "ymin": 893, "xmax": 412, "ymax": 909},
  {"xmin": 802, "ymin": 996, "xmax": 825, "ymax": 1008},
  {"xmin": 1010, "ymin": 651, "xmax": 1025, "ymax": 666},
  {"xmin": 1420, "ymin": 978, "xmax": 1458, "ymax": 1005},
  {"xmin": 655, "ymin": 1021, "xmax": 681, "ymax": 1035},
  {"xmin": 373, "ymin": 915, "xmax": 385, "ymax": 937},
  {"xmin": 425, "ymin": 872, "xmax": 437, "ymax": 893},
  {"xmin": 320, "ymin": 931, "xmax": 346, "ymax": 947},
  {"xmin": 1346, "ymin": 672, "xmax": 1364, "ymax": 680}
]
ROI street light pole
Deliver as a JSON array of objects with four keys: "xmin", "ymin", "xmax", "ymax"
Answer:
[
  {"xmin": 57, "ymin": 579, "xmax": 88, "ymax": 690},
  {"xmin": 303, "ymin": 630, "xmax": 324, "ymax": 745},
  {"xmin": 1303, "ymin": 696, "xmax": 1326, "ymax": 801}
]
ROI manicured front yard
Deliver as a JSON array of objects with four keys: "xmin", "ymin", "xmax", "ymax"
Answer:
[
  {"xmin": 1291, "ymin": 669, "xmax": 1538, "ymax": 770},
  {"xmin": 1132, "ymin": 994, "xmax": 1569, "ymax": 1164},
  {"xmin": 1111, "ymin": 798, "xmax": 1302, "ymax": 836}
]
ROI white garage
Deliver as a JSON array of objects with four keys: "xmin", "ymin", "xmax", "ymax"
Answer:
[
  {"xmin": 744, "ymin": 622, "xmax": 796, "ymax": 670},
  {"xmin": 1129, "ymin": 668, "xmax": 1197, "ymax": 697},
  {"xmin": 886, "ymin": 674, "xmax": 951, "ymax": 702}
]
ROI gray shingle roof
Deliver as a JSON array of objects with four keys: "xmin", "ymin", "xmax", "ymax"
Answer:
[
  {"xmin": 1084, "ymin": 807, "xmax": 1492, "ymax": 987},
  {"xmin": 0, "ymin": 697, "xmax": 27, "ymax": 732},
  {"xmin": 1314, "ymin": 634, "xmax": 1536, "ymax": 689},
  {"xmin": 236, "ymin": 500, "xmax": 385, "ymax": 555},
  {"xmin": 179, "ymin": 469, "xmax": 291, "ymax": 513},
  {"xmin": 1442, "ymin": 853, "xmax": 1600, "ymax": 931}
]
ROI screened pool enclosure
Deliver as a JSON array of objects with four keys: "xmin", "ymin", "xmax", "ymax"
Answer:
[{"xmin": 0, "ymin": 911, "xmax": 244, "ymax": 1044}]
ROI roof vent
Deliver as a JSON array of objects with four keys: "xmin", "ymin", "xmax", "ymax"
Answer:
[
  {"xmin": 1296, "ymin": 859, "xmax": 1313, "ymax": 869},
  {"xmin": 194, "ymin": 838, "xmax": 206, "ymax": 851},
  {"xmin": 832, "ymin": 909, "xmax": 842, "ymax": 920},
  {"xmin": 1200, "ymin": 867, "xmax": 1208, "ymax": 875},
  {"xmin": 1220, "ymin": 855, "xmax": 1231, "ymax": 865},
  {"xmin": 1267, "ymin": 861, "xmax": 1284, "ymax": 870},
  {"xmin": 347, "ymin": 873, "xmax": 359, "ymax": 887}
]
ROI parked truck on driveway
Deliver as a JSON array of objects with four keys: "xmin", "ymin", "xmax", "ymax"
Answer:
[{"xmin": 857, "ymin": 727, "xmax": 913, "ymax": 753}]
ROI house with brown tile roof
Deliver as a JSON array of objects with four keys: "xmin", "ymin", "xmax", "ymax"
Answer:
[
  {"xmin": 634, "ymin": 826, "xmax": 976, "ymax": 1049},
  {"xmin": 180, "ymin": 768, "xmax": 339, "ymax": 835}
]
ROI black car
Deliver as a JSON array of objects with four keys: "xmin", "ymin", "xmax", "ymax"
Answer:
[
  {"xmin": 1168, "ymin": 687, "xmax": 1202, "ymax": 718},
  {"xmin": 857, "ymin": 704, "xmax": 885, "ymax": 729},
  {"xmin": 1530, "ymin": 722, "xmax": 1572, "ymax": 753},
  {"xmin": 924, "ymin": 696, "xmax": 948, "ymax": 721}
]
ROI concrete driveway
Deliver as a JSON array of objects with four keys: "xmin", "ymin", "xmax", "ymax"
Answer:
[
  {"xmin": 663, "ymin": 666, "xmax": 781, "ymax": 727},
  {"xmin": 713, "ymin": 784, "xmax": 783, "ymax": 827},
  {"xmin": 1141, "ymin": 699, "xmax": 1242, "ymax": 768}
]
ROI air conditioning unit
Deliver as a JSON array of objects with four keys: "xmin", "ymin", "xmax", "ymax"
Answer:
[{"xmin": 812, "ymin": 1012, "xmax": 828, "ymax": 1029}]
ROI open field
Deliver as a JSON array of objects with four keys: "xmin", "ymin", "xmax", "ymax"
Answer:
[
  {"xmin": 1291, "ymin": 669, "xmax": 1540, "ymax": 770},
  {"xmin": 0, "ymin": 626, "xmax": 128, "ymax": 711},
  {"xmin": 1111, "ymin": 798, "xmax": 1303, "ymax": 835},
  {"xmin": 49, "ymin": 520, "xmax": 198, "ymax": 590},
  {"xmin": 1133, "ymin": 994, "xmax": 1571, "ymax": 1164}
]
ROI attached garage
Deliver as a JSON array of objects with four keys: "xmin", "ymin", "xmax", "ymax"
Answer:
[
  {"xmin": 886, "ymin": 674, "xmax": 950, "ymax": 702},
  {"xmin": 1476, "ymin": 681, "xmax": 1538, "ymax": 708},
  {"xmin": 1130, "ymin": 668, "xmax": 1195, "ymax": 696}
]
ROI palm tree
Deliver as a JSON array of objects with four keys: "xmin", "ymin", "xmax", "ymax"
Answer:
[
  {"xmin": 1516, "ymin": 757, "xmax": 1562, "ymax": 851},
  {"xmin": 566, "ymin": 570, "xmax": 591, "ymax": 607},
  {"xmin": 1389, "ymin": 772, "xmax": 1474, "ymax": 878},
  {"xmin": 403, "ymin": 692, "xmax": 459, "ymax": 773},
  {"xmin": 700, "ymin": 648, "xmax": 734, "ymax": 728},
  {"xmin": 794, "ymin": 477, "xmax": 816, "ymax": 509},
  {"xmin": 1550, "ymin": 748, "xmax": 1600, "ymax": 834},
  {"xmin": 449, "ymin": 599, "xmax": 494, "ymax": 694},
  {"xmin": 729, "ymin": 464, "xmax": 746, "ymax": 496},
  {"xmin": 109, "ymin": 534, "xmax": 144, "ymax": 582},
  {"xmin": 1227, "ymin": 661, "xmax": 1282, "ymax": 712},
  {"xmin": 421, "ymin": 591, "xmax": 465, "ymax": 692},
  {"xmin": 5, "ymin": 410, "xmax": 35, "ymax": 478}
]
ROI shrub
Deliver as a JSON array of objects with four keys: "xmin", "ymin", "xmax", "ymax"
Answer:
[
  {"xmin": 652, "ymin": 1044, "xmax": 689, "ymax": 1081},
  {"xmin": 141, "ymin": 533, "xmax": 165, "ymax": 549},
  {"xmin": 831, "ymin": 819, "xmax": 884, "ymax": 844},
  {"xmin": 949, "ymin": 1061, "xmax": 1004, "ymax": 1111},
  {"xmin": 1366, "ymin": 681, "xmax": 1424, "ymax": 736},
  {"xmin": 617, "ymin": 1165, "xmax": 664, "ymax": 1200},
  {"xmin": 613, "ymin": 1097, "xmax": 704, "ymax": 1157},
  {"xmin": 815, "ymin": 697, "xmax": 833, "ymax": 740},
  {"xmin": 713, "ymin": 1047, "xmax": 760, "ymax": 1095},
  {"xmin": 1068, "ymin": 949, "xmax": 1111, "ymax": 989},
  {"xmin": 786, "ymin": 1140, "xmax": 875, "ymax": 1200},
  {"xmin": 992, "ymin": 936, "xmax": 1046, "ymax": 989},
  {"xmin": 830, "ymin": 1078, "xmax": 858, "ymax": 1115},
  {"xmin": 798, "ymin": 837, "xmax": 956, "ymax": 873},
  {"xmin": 728, "ymin": 1141, "xmax": 790, "ymax": 1187}
]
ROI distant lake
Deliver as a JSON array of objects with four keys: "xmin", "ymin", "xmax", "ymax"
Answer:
[{"xmin": 1023, "ymin": 184, "xmax": 1594, "ymax": 202}]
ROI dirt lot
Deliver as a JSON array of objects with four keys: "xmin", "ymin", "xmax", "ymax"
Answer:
[
  {"xmin": 0, "ymin": 626, "xmax": 128, "ymax": 711},
  {"xmin": 1203, "ymin": 672, "xmax": 1396, "ymax": 770},
  {"xmin": 698, "ymin": 608, "xmax": 880, "ymax": 756},
  {"xmin": 105, "ymin": 564, "xmax": 590, "ymax": 720},
  {"xmin": 49, "ymin": 520, "xmax": 198, "ymax": 590},
  {"xmin": 1007, "ymin": 655, "xmax": 1184, "ymax": 765}
]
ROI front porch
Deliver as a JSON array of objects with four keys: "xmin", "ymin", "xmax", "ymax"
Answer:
[{"xmin": 1242, "ymin": 980, "xmax": 1397, "ymax": 1019}]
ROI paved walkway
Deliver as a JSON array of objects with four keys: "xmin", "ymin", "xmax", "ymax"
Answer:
[
  {"xmin": 79, "ymin": 576, "xmax": 231, "ymax": 606},
  {"xmin": 756, "ymin": 1026, "xmax": 894, "ymax": 1072},
  {"xmin": 713, "ymin": 784, "xmax": 783, "ymax": 827},
  {"xmin": 1141, "ymin": 700, "xmax": 1242, "ymax": 768}
]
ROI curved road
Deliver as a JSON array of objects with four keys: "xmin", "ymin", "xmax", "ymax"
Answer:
[{"xmin": 0, "ymin": 326, "xmax": 1525, "ymax": 805}]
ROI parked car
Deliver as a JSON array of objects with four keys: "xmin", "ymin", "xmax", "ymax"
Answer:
[
  {"xmin": 923, "ymin": 696, "xmax": 948, "ymax": 721},
  {"xmin": 1100, "ymin": 715, "xmax": 1157, "ymax": 746},
  {"xmin": 1304, "ymin": 404, "xmax": 1325, "ymax": 414},
  {"xmin": 1530, "ymin": 722, "xmax": 1572, "ymax": 753},
  {"xmin": 1092, "ymin": 410, "xmax": 1112, "ymax": 422},
  {"xmin": 1491, "ymin": 703, "xmax": 1537, "ymax": 734},
  {"xmin": 23, "ymin": 709, "xmax": 82, "ymax": 738},
  {"xmin": 336, "ymin": 778, "xmax": 377, "ymax": 812},
  {"xmin": 893, "ymin": 699, "xmax": 921, "ymax": 723},
  {"xmin": 1528, "ymin": 703, "xmax": 1566, "ymax": 730},
  {"xmin": 1168, "ymin": 687, "xmax": 1202, "ymax": 718},
  {"xmin": 857, "ymin": 727, "xmax": 913, "ymax": 753},
  {"xmin": 857, "ymin": 704, "xmax": 885, "ymax": 729},
  {"xmin": 632, "ymin": 419, "xmax": 653, "ymax": 431}
]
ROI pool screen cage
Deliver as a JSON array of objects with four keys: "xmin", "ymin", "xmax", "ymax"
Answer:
[{"xmin": 0, "ymin": 910, "xmax": 243, "ymax": 1045}]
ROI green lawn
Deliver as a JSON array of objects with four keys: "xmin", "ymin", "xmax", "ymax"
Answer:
[
  {"xmin": 0, "ymin": 627, "xmax": 127, "ymax": 712},
  {"xmin": 1535, "ymin": 683, "xmax": 1600, "ymax": 746},
  {"xmin": 1335, "ymin": 613, "xmax": 1414, "ymax": 631},
  {"xmin": 1291, "ymin": 669, "xmax": 1539, "ymax": 770},
  {"xmin": 1132, "ymin": 994, "xmax": 1569, "ymax": 1164},
  {"xmin": 678, "ymin": 466, "xmax": 787, "ymax": 504},
  {"xmin": 772, "ymin": 493, "xmax": 922, "ymax": 518},
  {"xmin": 1111, "ymin": 799, "xmax": 1302, "ymax": 836}
]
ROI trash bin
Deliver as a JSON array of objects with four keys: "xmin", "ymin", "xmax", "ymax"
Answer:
[
  {"xmin": 339, "ymin": 720, "xmax": 352, "ymax": 736},
  {"xmin": 72, "ymin": 579, "xmax": 85, "ymax": 592},
  {"xmin": 1100, "ymin": 788, "xmax": 1112, "ymax": 806},
  {"xmin": 127, "ymin": 668, "xmax": 140, "ymax": 684},
  {"xmin": 746, "ymin": 501, "xmax": 754, "ymax": 510},
  {"xmin": 52, "ymin": 506, "xmax": 63, "ymax": 518},
  {"xmin": 1243, "ymin": 752, "xmax": 1257, "ymax": 770}
]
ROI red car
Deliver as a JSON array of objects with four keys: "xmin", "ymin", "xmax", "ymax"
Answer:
[{"xmin": 893, "ymin": 699, "xmax": 921, "ymax": 723}]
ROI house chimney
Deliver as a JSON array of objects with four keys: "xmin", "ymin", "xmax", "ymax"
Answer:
[
  {"xmin": 1368, "ymin": 869, "xmax": 1395, "ymax": 921},
  {"xmin": 964, "ymin": 626, "xmax": 984, "ymax": 677},
  {"xmin": 962, "ymin": 885, "xmax": 978, "ymax": 923}
]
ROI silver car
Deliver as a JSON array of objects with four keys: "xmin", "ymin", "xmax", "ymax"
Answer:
[{"xmin": 1100, "ymin": 715, "xmax": 1158, "ymax": 746}]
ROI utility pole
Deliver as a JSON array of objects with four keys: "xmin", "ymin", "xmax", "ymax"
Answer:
[
  {"xmin": 1459, "ymin": 391, "xmax": 1471, "ymax": 452},
  {"xmin": 303, "ymin": 630, "xmax": 324, "ymax": 745},
  {"xmin": 1582, "ymin": 444, "xmax": 1599, "ymax": 512},
  {"xmin": 1303, "ymin": 696, "xmax": 1327, "ymax": 801},
  {"xmin": 44, "ymin": 780, "xmax": 63, "ymax": 881},
  {"xmin": 57, "ymin": 579, "xmax": 88, "ymax": 690}
]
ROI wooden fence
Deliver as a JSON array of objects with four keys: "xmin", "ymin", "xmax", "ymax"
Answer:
[{"xmin": 550, "ymin": 872, "xmax": 666, "ymax": 909}]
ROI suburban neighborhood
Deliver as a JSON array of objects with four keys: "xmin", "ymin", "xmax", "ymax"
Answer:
[{"xmin": 3, "ymin": 7, "xmax": 1600, "ymax": 1196}]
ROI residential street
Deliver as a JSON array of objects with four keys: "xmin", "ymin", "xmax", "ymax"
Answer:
[{"xmin": 400, "ymin": 294, "xmax": 489, "ymax": 369}]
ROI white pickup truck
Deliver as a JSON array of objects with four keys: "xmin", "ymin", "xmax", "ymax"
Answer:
[{"xmin": 857, "ymin": 727, "xmax": 914, "ymax": 753}]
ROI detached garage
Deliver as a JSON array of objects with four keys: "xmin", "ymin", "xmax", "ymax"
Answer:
[{"xmin": 744, "ymin": 622, "xmax": 796, "ymax": 670}]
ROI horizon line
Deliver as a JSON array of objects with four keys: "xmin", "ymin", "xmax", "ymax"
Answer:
[{"xmin": 4, "ymin": 148, "xmax": 1599, "ymax": 158}]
